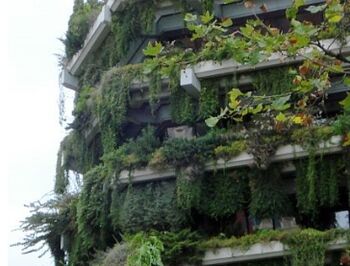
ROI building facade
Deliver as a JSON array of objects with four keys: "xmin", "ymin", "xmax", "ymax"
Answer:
[{"xmin": 53, "ymin": 0, "xmax": 350, "ymax": 265}]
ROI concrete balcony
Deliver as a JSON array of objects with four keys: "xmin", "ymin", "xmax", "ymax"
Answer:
[
  {"xmin": 214, "ymin": 0, "xmax": 324, "ymax": 19},
  {"xmin": 181, "ymin": 37, "xmax": 350, "ymax": 96},
  {"xmin": 202, "ymin": 238, "xmax": 348, "ymax": 265},
  {"xmin": 67, "ymin": 5, "xmax": 112, "ymax": 76},
  {"xmin": 118, "ymin": 135, "xmax": 343, "ymax": 183}
]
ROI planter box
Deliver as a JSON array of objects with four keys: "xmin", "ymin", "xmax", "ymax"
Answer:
[
  {"xmin": 167, "ymin": 126, "xmax": 194, "ymax": 139},
  {"xmin": 119, "ymin": 167, "xmax": 176, "ymax": 183},
  {"xmin": 67, "ymin": 5, "xmax": 112, "ymax": 75},
  {"xmin": 118, "ymin": 135, "xmax": 343, "ymax": 183},
  {"xmin": 202, "ymin": 239, "xmax": 348, "ymax": 265}
]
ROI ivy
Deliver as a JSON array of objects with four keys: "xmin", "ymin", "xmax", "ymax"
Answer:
[
  {"xmin": 117, "ymin": 181, "xmax": 188, "ymax": 233},
  {"xmin": 98, "ymin": 64, "xmax": 143, "ymax": 153},
  {"xmin": 75, "ymin": 165, "xmax": 113, "ymax": 262},
  {"xmin": 295, "ymin": 154, "xmax": 342, "ymax": 219},
  {"xmin": 63, "ymin": 0, "xmax": 102, "ymax": 59},
  {"xmin": 249, "ymin": 166, "xmax": 291, "ymax": 219},
  {"xmin": 199, "ymin": 80, "xmax": 220, "ymax": 119},
  {"xmin": 252, "ymin": 67, "xmax": 295, "ymax": 96},
  {"xmin": 198, "ymin": 170, "xmax": 249, "ymax": 218},
  {"xmin": 285, "ymin": 229, "xmax": 327, "ymax": 266}
]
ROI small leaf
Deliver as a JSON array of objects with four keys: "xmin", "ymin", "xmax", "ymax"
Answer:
[
  {"xmin": 184, "ymin": 13, "xmax": 197, "ymax": 22},
  {"xmin": 328, "ymin": 14, "xmax": 343, "ymax": 23},
  {"xmin": 205, "ymin": 116, "xmax": 219, "ymax": 128},
  {"xmin": 143, "ymin": 42, "xmax": 163, "ymax": 57},
  {"xmin": 292, "ymin": 116, "xmax": 303, "ymax": 124},
  {"xmin": 229, "ymin": 88, "xmax": 244, "ymax": 100},
  {"xmin": 276, "ymin": 112, "xmax": 287, "ymax": 122},
  {"xmin": 251, "ymin": 103, "xmax": 263, "ymax": 114},
  {"xmin": 339, "ymin": 93, "xmax": 350, "ymax": 112},
  {"xmin": 220, "ymin": 17, "xmax": 233, "ymax": 27},
  {"xmin": 200, "ymin": 11, "xmax": 214, "ymax": 24},
  {"xmin": 271, "ymin": 95, "xmax": 291, "ymax": 111}
]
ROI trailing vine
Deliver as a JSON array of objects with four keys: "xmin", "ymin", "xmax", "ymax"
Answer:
[
  {"xmin": 249, "ymin": 166, "xmax": 291, "ymax": 220},
  {"xmin": 118, "ymin": 181, "xmax": 188, "ymax": 233},
  {"xmin": 98, "ymin": 64, "xmax": 143, "ymax": 153}
]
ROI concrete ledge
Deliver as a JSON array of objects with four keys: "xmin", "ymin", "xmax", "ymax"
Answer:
[
  {"xmin": 60, "ymin": 68, "xmax": 79, "ymax": 91},
  {"xmin": 202, "ymin": 239, "xmax": 348, "ymax": 265},
  {"xmin": 106, "ymin": 0, "xmax": 126, "ymax": 12},
  {"xmin": 119, "ymin": 135, "xmax": 343, "ymax": 183},
  {"xmin": 186, "ymin": 37, "xmax": 350, "ymax": 80},
  {"xmin": 214, "ymin": 0, "xmax": 324, "ymax": 19},
  {"xmin": 119, "ymin": 167, "xmax": 176, "ymax": 183},
  {"xmin": 67, "ymin": 5, "xmax": 112, "ymax": 75}
]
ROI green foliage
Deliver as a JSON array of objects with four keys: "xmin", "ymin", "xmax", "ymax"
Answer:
[
  {"xmin": 76, "ymin": 165, "xmax": 112, "ymax": 260},
  {"xmin": 98, "ymin": 64, "xmax": 143, "ymax": 153},
  {"xmin": 199, "ymin": 80, "xmax": 220, "ymax": 119},
  {"xmin": 333, "ymin": 111, "xmax": 350, "ymax": 135},
  {"xmin": 55, "ymin": 146, "xmax": 69, "ymax": 195},
  {"xmin": 249, "ymin": 167, "xmax": 291, "ymax": 219},
  {"xmin": 176, "ymin": 167, "xmax": 202, "ymax": 211},
  {"xmin": 117, "ymin": 181, "xmax": 188, "ymax": 233},
  {"xmin": 214, "ymin": 140, "xmax": 247, "ymax": 160},
  {"xmin": 111, "ymin": 0, "xmax": 155, "ymax": 62},
  {"xmin": 64, "ymin": 0, "xmax": 102, "ymax": 59},
  {"xmin": 55, "ymin": 130, "xmax": 95, "ymax": 194},
  {"xmin": 170, "ymin": 85, "xmax": 198, "ymax": 124},
  {"xmin": 154, "ymin": 229, "xmax": 204, "ymax": 266},
  {"xmin": 198, "ymin": 170, "xmax": 249, "ymax": 218},
  {"xmin": 102, "ymin": 126, "xmax": 160, "ymax": 175},
  {"xmin": 152, "ymin": 129, "xmax": 232, "ymax": 168},
  {"xmin": 74, "ymin": 86, "xmax": 94, "ymax": 115},
  {"xmin": 284, "ymin": 229, "xmax": 326, "ymax": 266},
  {"xmin": 126, "ymin": 233, "xmax": 164, "ymax": 266},
  {"xmin": 91, "ymin": 243, "xmax": 128, "ymax": 266},
  {"xmin": 252, "ymin": 67, "xmax": 295, "ymax": 96},
  {"xmin": 295, "ymin": 155, "xmax": 342, "ymax": 217},
  {"xmin": 13, "ymin": 195, "xmax": 78, "ymax": 266}
]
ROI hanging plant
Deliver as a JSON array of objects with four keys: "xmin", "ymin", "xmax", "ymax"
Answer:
[
  {"xmin": 176, "ymin": 166, "xmax": 202, "ymax": 211},
  {"xmin": 98, "ymin": 64, "xmax": 143, "ymax": 153},
  {"xmin": 249, "ymin": 166, "xmax": 291, "ymax": 219},
  {"xmin": 198, "ymin": 169, "xmax": 249, "ymax": 218}
]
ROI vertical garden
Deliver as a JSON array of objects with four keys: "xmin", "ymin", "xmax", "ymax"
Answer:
[{"xmin": 16, "ymin": 0, "xmax": 350, "ymax": 265}]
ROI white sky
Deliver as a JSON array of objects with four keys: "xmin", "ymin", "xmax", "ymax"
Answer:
[{"xmin": 2, "ymin": 1, "xmax": 75, "ymax": 265}]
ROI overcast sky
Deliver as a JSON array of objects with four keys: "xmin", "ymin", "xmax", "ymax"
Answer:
[{"xmin": 4, "ymin": 1, "xmax": 75, "ymax": 265}]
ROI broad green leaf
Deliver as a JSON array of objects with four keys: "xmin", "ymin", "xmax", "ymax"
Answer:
[
  {"xmin": 328, "ymin": 14, "xmax": 343, "ymax": 23},
  {"xmin": 229, "ymin": 88, "xmax": 244, "ymax": 102},
  {"xmin": 271, "ymin": 95, "xmax": 291, "ymax": 111},
  {"xmin": 143, "ymin": 42, "xmax": 163, "ymax": 57},
  {"xmin": 339, "ymin": 93, "xmax": 350, "ymax": 112},
  {"xmin": 229, "ymin": 100, "xmax": 240, "ymax": 109},
  {"xmin": 276, "ymin": 112, "xmax": 287, "ymax": 122},
  {"xmin": 205, "ymin": 116, "xmax": 219, "ymax": 127},
  {"xmin": 305, "ymin": 4, "xmax": 326, "ymax": 13},
  {"xmin": 200, "ymin": 11, "xmax": 214, "ymax": 24},
  {"xmin": 220, "ymin": 18, "xmax": 233, "ymax": 27}
]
